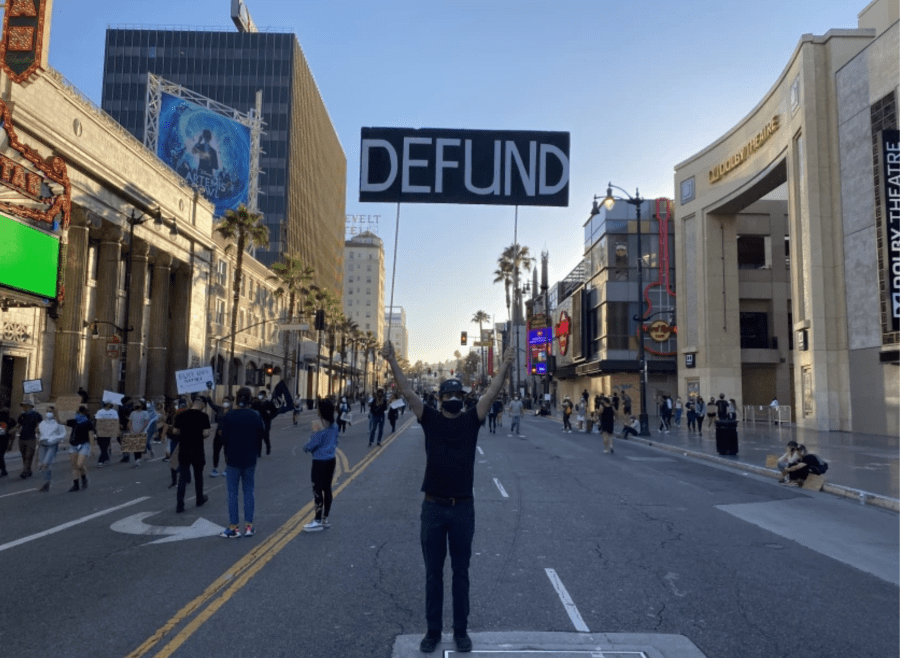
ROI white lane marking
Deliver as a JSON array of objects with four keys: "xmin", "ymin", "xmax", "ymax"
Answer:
[
  {"xmin": 493, "ymin": 478, "xmax": 508, "ymax": 497},
  {"xmin": 111, "ymin": 511, "xmax": 223, "ymax": 545},
  {"xmin": 477, "ymin": 446, "xmax": 484, "ymax": 455},
  {"xmin": 545, "ymin": 568, "xmax": 590, "ymax": 632},
  {"xmin": 0, "ymin": 488, "xmax": 34, "ymax": 499},
  {"xmin": 0, "ymin": 496, "xmax": 151, "ymax": 553}
]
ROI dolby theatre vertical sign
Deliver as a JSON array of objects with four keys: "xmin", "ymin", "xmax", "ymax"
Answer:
[
  {"xmin": 882, "ymin": 129, "xmax": 900, "ymax": 332},
  {"xmin": 0, "ymin": 0, "xmax": 53, "ymax": 84}
]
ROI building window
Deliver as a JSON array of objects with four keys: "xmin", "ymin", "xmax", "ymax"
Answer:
[
  {"xmin": 740, "ymin": 312, "xmax": 770, "ymax": 349},
  {"xmin": 737, "ymin": 235, "xmax": 768, "ymax": 269},
  {"xmin": 215, "ymin": 299, "xmax": 225, "ymax": 325},
  {"xmin": 216, "ymin": 259, "xmax": 227, "ymax": 285}
]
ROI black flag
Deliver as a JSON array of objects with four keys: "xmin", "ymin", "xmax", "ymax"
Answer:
[{"xmin": 272, "ymin": 379, "xmax": 294, "ymax": 415}]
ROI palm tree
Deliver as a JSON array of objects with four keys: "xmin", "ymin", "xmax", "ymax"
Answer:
[
  {"xmin": 471, "ymin": 310, "xmax": 490, "ymax": 383},
  {"xmin": 267, "ymin": 255, "xmax": 315, "ymax": 394},
  {"xmin": 338, "ymin": 317, "xmax": 359, "ymax": 397},
  {"xmin": 309, "ymin": 287, "xmax": 339, "ymax": 398},
  {"xmin": 215, "ymin": 205, "xmax": 269, "ymax": 391},
  {"xmin": 496, "ymin": 243, "xmax": 534, "ymax": 395},
  {"xmin": 362, "ymin": 330, "xmax": 379, "ymax": 396},
  {"xmin": 493, "ymin": 263, "xmax": 513, "ymax": 322}
]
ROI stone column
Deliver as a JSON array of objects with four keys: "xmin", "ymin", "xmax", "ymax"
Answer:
[
  {"xmin": 51, "ymin": 207, "xmax": 90, "ymax": 400},
  {"xmin": 165, "ymin": 262, "xmax": 191, "ymax": 398},
  {"xmin": 125, "ymin": 239, "xmax": 150, "ymax": 396},
  {"xmin": 145, "ymin": 252, "xmax": 172, "ymax": 399},
  {"xmin": 87, "ymin": 225, "xmax": 123, "ymax": 400}
]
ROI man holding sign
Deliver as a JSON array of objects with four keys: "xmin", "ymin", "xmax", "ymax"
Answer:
[
  {"xmin": 172, "ymin": 398, "xmax": 211, "ymax": 513},
  {"xmin": 381, "ymin": 340, "xmax": 514, "ymax": 654}
]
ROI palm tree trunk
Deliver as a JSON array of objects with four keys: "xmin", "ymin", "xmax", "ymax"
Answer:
[
  {"xmin": 282, "ymin": 291, "xmax": 294, "ymax": 393},
  {"xmin": 225, "ymin": 232, "xmax": 246, "ymax": 394}
]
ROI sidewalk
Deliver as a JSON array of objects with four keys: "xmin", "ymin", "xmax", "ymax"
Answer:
[{"xmin": 541, "ymin": 411, "xmax": 899, "ymax": 511}]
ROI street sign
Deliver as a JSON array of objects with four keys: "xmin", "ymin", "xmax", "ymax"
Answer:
[
  {"xmin": 279, "ymin": 323, "xmax": 309, "ymax": 331},
  {"xmin": 473, "ymin": 340, "xmax": 491, "ymax": 347}
]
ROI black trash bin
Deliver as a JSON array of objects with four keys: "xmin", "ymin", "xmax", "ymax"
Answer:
[{"xmin": 715, "ymin": 419, "xmax": 738, "ymax": 455}]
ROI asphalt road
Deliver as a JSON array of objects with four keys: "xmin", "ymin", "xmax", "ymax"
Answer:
[{"xmin": 1, "ymin": 408, "xmax": 897, "ymax": 658}]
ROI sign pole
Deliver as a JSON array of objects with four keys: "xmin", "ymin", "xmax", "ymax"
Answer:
[{"xmin": 384, "ymin": 202, "xmax": 401, "ymax": 388}]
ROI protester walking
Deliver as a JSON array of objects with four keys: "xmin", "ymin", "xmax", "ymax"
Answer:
[
  {"xmin": 16, "ymin": 399, "xmax": 41, "ymax": 479},
  {"xmin": 208, "ymin": 395, "xmax": 232, "ymax": 477},
  {"xmin": 382, "ymin": 339, "xmax": 514, "ymax": 654},
  {"xmin": 487, "ymin": 398, "xmax": 502, "ymax": 434},
  {"xmin": 508, "ymin": 394, "xmax": 524, "ymax": 437},
  {"xmin": 388, "ymin": 403, "xmax": 399, "ymax": 433},
  {"xmin": 252, "ymin": 390, "xmax": 277, "ymax": 456},
  {"xmin": 695, "ymin": 397, "xmax": 707, "ymax": 435},
  {"xmin": 561, "ymin": 395, "xmax": 573, "ymax": 433},
  {"xmin": 0, "ymin": 407, "xmax": 16, "ymax": 477},
  {"xmin": 94, "ymin": 401, "xmax": 118, "ymax": 467},
  {"xmin": 65, "ymin": 406, "xmax": 95, "ymax": 491},
  {"xmin": 172, "ymin": 397, "xmax": 211, "ymax": 513},
  {"xmin": 337, "ymin": 396, "xmax": 351, "ymax": 434},
  {"xmin": 37, "ymin": 407, "xmax": 66, "ymax": 492},
  {"xmin": 685, "ymin": 397, "xmax": 697, "ymax": 432},
  {"xmin": 368, "ymin": 389, "xmax": 387, "ymax": 447},
  {"xmin": 219, "ymin": 387, "xmax": 265, "ymax": 538},
  {"xmin": 127, "ymin": 400, "xmax": 150, "ymax": 467},
  {"xmin": 302, "ymin": 398, "xmax": 339, "ymax": 532},
  {"xmin": 599, "ymin": 395, "xmax": 615, "ymax": 454}
]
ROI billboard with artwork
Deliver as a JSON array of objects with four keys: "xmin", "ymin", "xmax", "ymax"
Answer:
[{"xmin": 156, "ymin": 92, "xmax": 252, "ymax": 216}]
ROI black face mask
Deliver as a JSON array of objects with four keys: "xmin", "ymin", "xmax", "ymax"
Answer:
[{"xmin": 442, "ymin": 399, "xmax": 464, "ymax": 415}]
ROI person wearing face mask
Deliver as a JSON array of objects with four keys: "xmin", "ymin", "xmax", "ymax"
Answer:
[
  {"xmin": 207, "ymin": 395, "xmax": 232, "ymax": 477},
  {"xmin": 251, "ymin": 390, "xmax": 277, "ymax": 456},
  {"xmin": 301, "ymin": 398, "xmax": 339, "ymax": 532},
  {"xmin": 94, "ymin": 401, "xmax": 119, "ymax": 467},
  {"xmin": 66, "ymin": 405, "xmax": 96, "ymax": 491},
  {"xmin": 382, "ymin": 340, "xmax": 514, "ymax": 655},
  {"xmin": 36, "ymin": 406, "xmax": 67, "ymax": 492},
  {"xmin": 507, "ymin": 394, "xmax": 524, "ymax": 437}
]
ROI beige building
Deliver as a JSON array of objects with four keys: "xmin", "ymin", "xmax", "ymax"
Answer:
[
  {"xmin": 674, "ymin": 0, "xmax": 898, "ymax": 435},
  {"xmin": 385, "ymin": 306, "xmax": 409, "ymax": 361},
  {"xmin": 343, "ymin": 231, "xmax": 385, "ymax": 343}
]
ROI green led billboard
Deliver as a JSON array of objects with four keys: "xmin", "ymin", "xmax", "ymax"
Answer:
[{"xmin": 0, "ymin": 213, "xmax": 59, "ymax": 299}]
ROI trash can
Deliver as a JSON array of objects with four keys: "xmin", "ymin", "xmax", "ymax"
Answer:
[{"xmin": 715, "ymin": 419, "xmax": 738, "ymax": 455}]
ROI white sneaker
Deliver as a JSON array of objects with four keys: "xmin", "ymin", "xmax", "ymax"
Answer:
[
  {"xmin": 303, "ymin": 519, "xmax": 324, "ymax": 532},
  {"xmin": 210, "ymin": 469, "xmax": 219, "ymax": 477}
]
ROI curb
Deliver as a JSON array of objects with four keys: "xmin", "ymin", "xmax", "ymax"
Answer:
[
  {"xmin": 537, "ymin": 414, "xmax": 899, "ymax": 513},
  {"xmin": 626, "ymin": 435, "xmax": 900, "ymax": 513}
]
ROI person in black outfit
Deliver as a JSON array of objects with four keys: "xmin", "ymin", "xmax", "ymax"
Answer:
[
  {"xmin": 368, "ymin": 389, "xmax": 387, "ymax": 447},
  {"xmin": 172, "ymin": 398, "xmax": 211, "ymax": 512},
  {"xmin": 387, "ymin": 403, "xmax": 399, "ymax": 433},
  {"xmin": 251, "ymin": 390, "xmax": 277, "ymax": 456},
  {"xmin": 66, "ymin": 407, "xmax": 95, "ymax": 491},
  {"xmin": 0, "ymin": 407, "xmax": 16, "ymax": 477},
  {"xmin": 382, "ymin": 339, "xmax": 514, "ymax": 655},
  {"xmin": 16, "ymin": 400, "xmax": 41, "ymax": 478},
  {"xmin": 207, "ymin": 395, "xmax": 232, "ymax": 477},
  {"xmin": 487, "ymin": 399, "xmax": 502, "ymax": 434},
  {"xmin": 715, "ymin": 393, "xmax": 730, "ymax": 420}
]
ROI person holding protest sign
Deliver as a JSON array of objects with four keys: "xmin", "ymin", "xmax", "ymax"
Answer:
[
  {"xmin": 382, "ymin": 339, "xmax": 514, "ymax": 654},
  {"xmin": 94, "ymin": 401, "xmax": 119, "ymax": 467}
]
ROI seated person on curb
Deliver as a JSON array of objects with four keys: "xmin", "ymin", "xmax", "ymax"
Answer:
[
  {"xmin": 777, "ymin": 440, "xmax": 800, "ymax": 482},
  {"xmin": 620, "ymin": 415, "xmax": 640, "ymax": 438},
  {"xmin": 782, "ymin": 445, "xmax": 829, "ymax": 485}
]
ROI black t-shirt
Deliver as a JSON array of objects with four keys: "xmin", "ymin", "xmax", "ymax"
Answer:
[
  {"xmin": 174, "ymin": 409, "xmax": 211, "ymax": 460},
  {"xmin": 419, "ymin": 405, "xmax": 481, "ymax": 499},
  {"xmin": 715, "ymin": 399, "xmax": 730, "ymax": 419},
  {"xmin": 370, "ymin": 399, "xmax": 387, "ymax": 417},
  {"xmin": 17, "ymin": 411, "xmax": 42, "ymax": 439},
  {"xmin": 66, "ymin": 418, "xmax": 95, "ymax": 445}
]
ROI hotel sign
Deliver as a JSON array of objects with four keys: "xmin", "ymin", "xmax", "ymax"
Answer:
[
  {"xmin": 709, "ymin": 116, "xmax": 780, "ymax": 184},
  {"xmin": 882, "ymin": 129, "xmax": 900, "ymax": 331},
  {"xmin": 0, "ymin": 0, "xmax": 52, "ymax": 84}
]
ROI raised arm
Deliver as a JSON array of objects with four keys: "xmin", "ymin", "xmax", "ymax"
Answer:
[
  {"xmin": 382, "ymin": 340, "xmax": 424, "ymax": 420},
  {"xmin": 476, "ymin": 346, "xmax": 515, "ymax": 421}
]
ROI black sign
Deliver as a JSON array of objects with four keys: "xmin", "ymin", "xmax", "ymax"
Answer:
[
  {"xmin": 684, "ymin": 353, "xmax": 695, "ymax": 368},
  {"xmin": 0, "ymin": 0, "xmax": 49, "ymax": 84},
  {"xmin": 359, "ymin": 127, "xmax": 569, "ymax": 207},
  {"xmin": 881, "ymin": 129, "xmax": 900, "ymax": 332}
]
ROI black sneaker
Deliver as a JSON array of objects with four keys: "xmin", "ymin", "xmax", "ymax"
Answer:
[
  {"xmin": 196, "ymin": 495, "xmax": 208, "ymax": 507},
  {"xmin": 454, "ymin": 632, "xmax": 472, "ymax": 652},
  {"xmin": 419, "ymin": 633, "xmax": 440, "ymax": 653}
]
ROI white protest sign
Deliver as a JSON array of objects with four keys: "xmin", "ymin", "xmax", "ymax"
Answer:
[
  {"xmin": 175, "ymin": 366, "xmax": 215, "ymax": 394},
  {"xmin": 22, "ymin": 379, "xmax": 42, "ymax": 394},
  {"xmin": 102, "ymin": 390, "xmax": 125, "ymax": 406},
  {"xmin": 389, "ymin": 399, "xmax": 406, "ymax": 409}
]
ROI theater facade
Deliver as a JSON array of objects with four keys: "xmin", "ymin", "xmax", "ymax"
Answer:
[{"xmin": 674, "ymin": 0, "xmax": 899, "ymax": 435}]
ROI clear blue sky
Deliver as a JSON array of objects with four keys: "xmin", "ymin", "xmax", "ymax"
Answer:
[{"xmin": 46, "ymin": 0, "xmax": 857, "ymax": 364}]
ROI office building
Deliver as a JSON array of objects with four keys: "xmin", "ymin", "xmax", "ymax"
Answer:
[
  {"xmin": 385, "ymin": 306, "xmax": 408, "ymax": 361},
  {"xmin": 100, "ymin": 26, "xmax": 346, "ymax": 294}
]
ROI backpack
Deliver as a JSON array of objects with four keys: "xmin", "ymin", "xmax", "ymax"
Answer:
[{"xmin": 807, "ymin": 454, "xmax": 829, "ymax": 475}]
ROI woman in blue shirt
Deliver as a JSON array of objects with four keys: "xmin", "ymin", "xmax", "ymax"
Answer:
[{"xmin": 302, "ymin": 398, "xmax": 339, "ymax": 532}]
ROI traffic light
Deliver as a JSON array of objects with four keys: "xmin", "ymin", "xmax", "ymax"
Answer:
[
  {"xmin": 314, "ymin": 309, "xmax": 325, "ymax": 331},
  {"xmin": 461, "ymin": 331, "xmax": 467, "ymax": 346},
  {"xmin": 264, "ymin": 364, "xmax": 274, "ymax": 376}
]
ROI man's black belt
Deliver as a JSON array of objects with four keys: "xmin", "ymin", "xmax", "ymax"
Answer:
[{"xmin": 424, "ymin": 493, "xmax": 473, "ymax": 506}]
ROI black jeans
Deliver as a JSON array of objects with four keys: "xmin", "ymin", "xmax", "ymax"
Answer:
[
  {"xmin": 177, "ymin": 454, "xmax": 205, "ymax": 508},
  {"xmin": 0, "ymin": 434, "xmax": 8, "ymax": 474},
  {"xmin": 96, "ymin": 437, "xmax": 111, "ymax": 463},
  {"xmin": 212, "ymin": 431, "xmax": 224, "ymax": 469},
  {"xmin": 420, "ymin": 498, "xmax": 474, "ymax": 634},
  {"xmin": 488, "ymin": 414, "xmax": 497, "ymax": 432},
  {"xmin": 311, "ymin": 458, "xmax": 336, "ymax": 520}
]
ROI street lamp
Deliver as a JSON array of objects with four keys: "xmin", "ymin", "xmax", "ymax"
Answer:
[{"xmin": 592, "ymin": 183, "xmax": 650, "ymax": 437}]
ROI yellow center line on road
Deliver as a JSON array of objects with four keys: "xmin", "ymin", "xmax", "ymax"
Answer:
[{"xmin": 128, "ymin": 417, "xmax": 414, "ymax": 658}]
